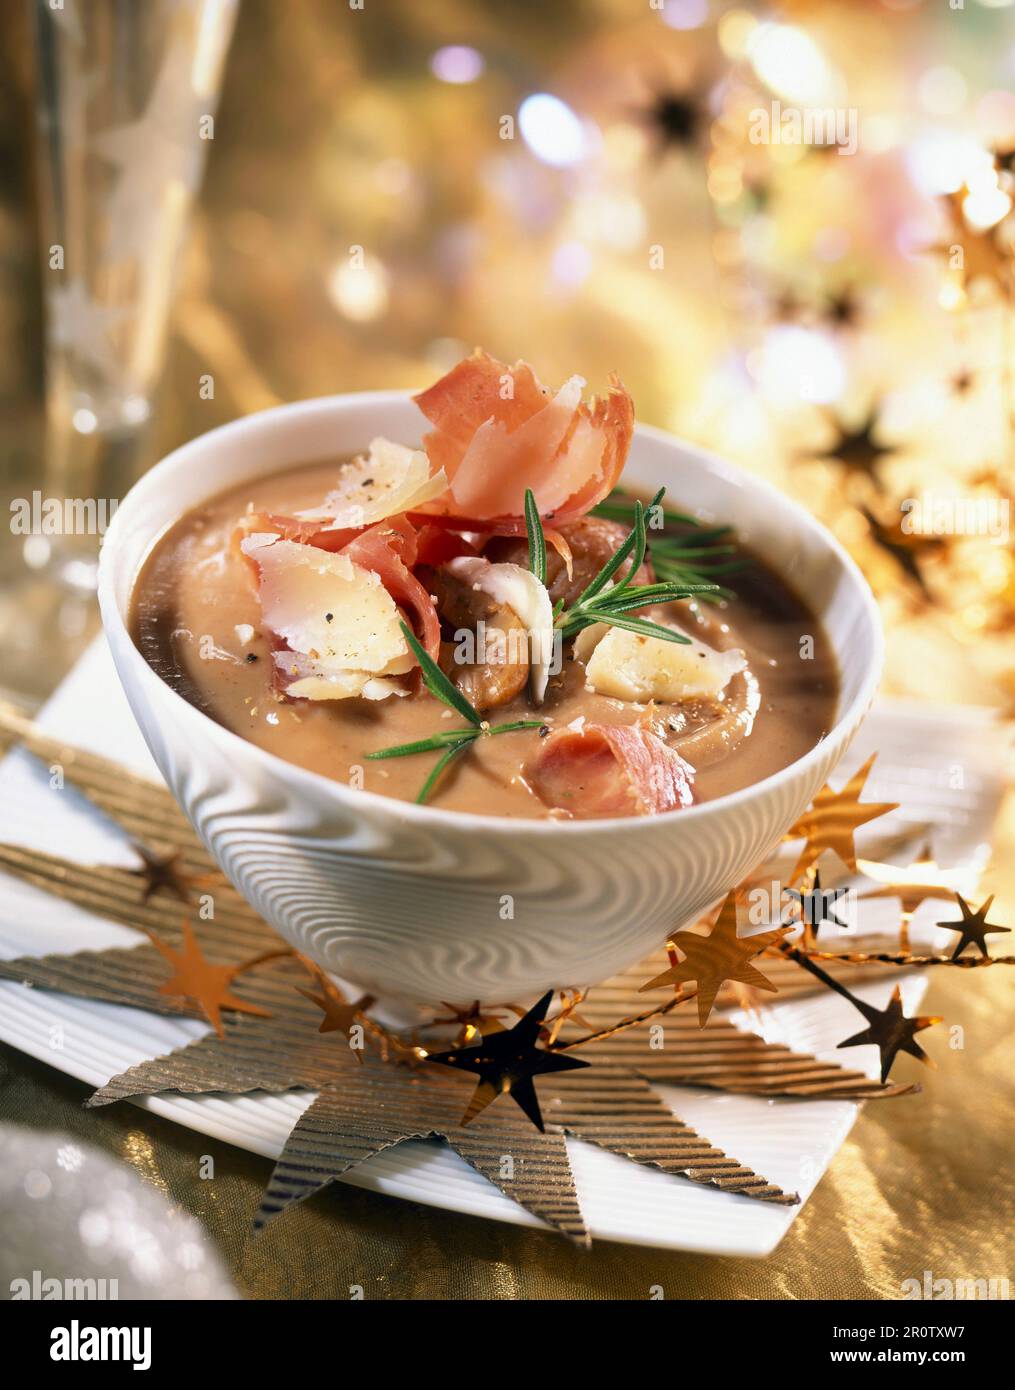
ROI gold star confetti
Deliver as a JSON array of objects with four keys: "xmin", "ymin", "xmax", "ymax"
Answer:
[
  {"xmin": 822, "ymin": 285, "xmax": 865, "ymax": 329},
  {"xmin": 541, "ymin": 989, "xmax": 595, "ymax": 1046},
  {"xmin": 147, "ymin": 918, "xmax": 280, "ymax": 1036},
  {"xmin": 294, "ymin": 960, "xmax": 375, "ymax": 1039},
  {"xmin": 931, "ymin": 190, "xmax": 1014, "ymax": 298},
  {"xmin": 638, "ymin": 88, "xmax": 706, "ymax": 156},
  {"xmin": 431, "ymin": 999, "xmax": 510, "ymax": 1045},
  {"xmin": 937, "ymin": 892, "xmax": 1011, "ymax": 961},
  {"xmin": 948, "ymin": 366, "xmax": 977, "ymax": 397},
  {"xmin": 784, "ymin": 754, "xmax": 900, "ymax": 879},
  {"xmin": 770, "ymin": 284, "xmax": 806, "ymax": 322},
  {"xmin": 639, "ymin": 892, "xmax": 789, "ymax": 1027}
]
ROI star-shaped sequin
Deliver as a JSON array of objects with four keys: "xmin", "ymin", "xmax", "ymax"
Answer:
[
  {"xmin": 930, "ymin": 191, "xmax": 1014, "ymax": 297},
  {"xmin": 785, "ymin": 754, "xmax": 899, "ymax": 879},
  {"xmin": 837, "ymin": 984, "xmax": 942, "ymax": 1084},
  {"xmin": 949, "ymin": 367, "xmax": 977, "ymax": 397},
  {"xmin": 785, "ymin": 869, "xmax": 851, "ymax": 938},
  {"xmin": 639, "ymin": 893, "xmax": 789, "ymax": 1027},
  {"xmin": 431, "ymin": 1000, "xmax": 510, "ymax": 1046},
  {"xmin": 295, "ymin": 964, "xmax": 375, "ymax": 1038},
  {"xmin": 147, "ymin": 919, "xmax": 275, "ymax": 1036},
  {"xmin": 823, "ymin": 286, "xmax": 864, "ymax": 329},
  {"xmin": 937, "ymin": 892, "xmax": 1011, "ymax": 961},
  {"xmin": 426, "ymin": 991, "xmax": 591, "ymax": 1131},
  {"xmin": 541, "ymin": 990, "xmax": 595, "ymax": 1046}
]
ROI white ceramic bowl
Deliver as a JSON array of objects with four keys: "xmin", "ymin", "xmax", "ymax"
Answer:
[{"xmin": 98, "ymin": 393, "xmax": 882, "ymax": 1009}]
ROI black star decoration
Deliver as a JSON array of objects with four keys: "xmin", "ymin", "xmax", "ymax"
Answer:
[
  {"xmin": 838, "ymin": 985, "xmax": 941, "ymax": 1084},
  {"xmin": 426, "ymin": 990, "xmax": 591, "ymax": 1131},
  {"xmin": 937, "ymin": 892, "xmax": 1011, "ymax": 961},
  {"xmin": 639, "ymin": 89, "xmax": 705, "ymax": 156},
  {"xmin": 823, "ymin": 286, "xmax": 864, "ymax": 329},
  {"xmin": 859, "ymin": 505, "xmax": 944, "ymax": 599},
  {"xmin": 993, "ymin": 145, "xmax": 1015, "ymax": 178},
  {"xmin": 126, "ymin": 841, "xmax": 196, "ymax": 904},
  {"xmin": 949, "ymin": 367, "xmax": 976, "ymax": 397},
  {"xmin": 786, "ymin": 869, "xmax": 850, "ymax": 937},
  {"xmin": 811, "ymin": 409, "xmax": 898, "ymax": 484}
]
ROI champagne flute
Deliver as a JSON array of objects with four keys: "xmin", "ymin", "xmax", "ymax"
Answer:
[{"xmin": 31, "ymin": 0, "xmax": 239, "ymax": 589}]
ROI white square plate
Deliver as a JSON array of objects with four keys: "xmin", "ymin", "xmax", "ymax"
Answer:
[{"xmin": 0, "ymin": 640, "xmax": 1004, "ymax": 1253}]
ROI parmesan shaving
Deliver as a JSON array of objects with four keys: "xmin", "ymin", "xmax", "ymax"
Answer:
[
  {"xmin": 294, "ymin": 438, "xmax": 447, "ymax": 530},
  {"xmin": 241, "ymin": 535, "xmax": 413, "ymax": 701},
  {"xmin": 579, "ymin": 623, "xmax": 746, "ymax": 704}
]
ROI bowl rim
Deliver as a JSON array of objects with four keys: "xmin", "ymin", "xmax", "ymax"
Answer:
[{"xmin": 98, "ymin": 390, "xmax": 884, "ymax": 837}]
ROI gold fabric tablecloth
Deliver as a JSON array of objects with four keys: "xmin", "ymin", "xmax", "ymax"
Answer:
[{"xmin": 2, "ymin": 955, "xmax": 1012, "ymax": 1300}]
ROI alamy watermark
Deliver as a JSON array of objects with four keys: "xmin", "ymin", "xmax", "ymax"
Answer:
[
  {"xmin": 452, "ymin": 621, "xmax": 562, "ymax": 675},
  {"xmin": 10, "ymin": 1269, "xmax": 119, "ymax": 1299},
  {"xmin": 749, "ymin": 100, "xmax": 858, "ymax": 156},
  {"xmin": 901, "ymin": 491, "xmax": 1009, "ymax": 544},
  {"xmin": 10, "ymin": 491, "xmax": 119, "ymax": 537},
  {"xmin": 901, "ymin": 1270, "xmax": 1009, "ymax": 1301}
]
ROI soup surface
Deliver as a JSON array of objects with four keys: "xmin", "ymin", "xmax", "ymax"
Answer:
[{"xmin": 131, "ymin": 459, "xmax": 839, "ymax": 819}]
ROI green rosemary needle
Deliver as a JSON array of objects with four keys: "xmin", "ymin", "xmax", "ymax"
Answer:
[
  {"xmin": 524, "ymin": 487, "xmax": 546, "ymax": 584},
  {"xmin": 364, "ymin": 623, "xmax": 543, "ymax": 803}
]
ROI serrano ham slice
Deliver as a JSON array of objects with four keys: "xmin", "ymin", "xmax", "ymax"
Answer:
[
  {"xmin": 413, "ymin": 349, "xmax": 634, "ymax": 524},
  {"xmin": 413, "ymin": 522, "xmax": 477, "ymax": 568},
  {"xmin": 525, "ymin": 724, "xmax": 695, "ymax": 818},
  {"xmin": 237, "ymin": 512, "xmax": 363, "ymax": 552}
]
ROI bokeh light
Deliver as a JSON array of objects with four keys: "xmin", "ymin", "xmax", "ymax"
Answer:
[
  {"xmin": 518, "ymin": 93, "xmax": 588, "ymax": 168},
  {"xmin": 430, "ymin": 45, "xmax": 485, "ymax": 84}
]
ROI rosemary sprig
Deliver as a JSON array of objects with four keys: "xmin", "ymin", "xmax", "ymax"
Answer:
[
  {"xmin": 524, "ymin": 487, "xmax": 546, "ymax": 585},
  {"xmin": 556, "ymin": 584, "xmax": 717, "ymax": 645},
  {"xmin": 592, "ymin": 498, "xmax": 704, "ymax": 528},
  {"xmin": 592, "ymin": 488, "xmax": 747, "ymax": 599},
  {"xmin": 364, "ymin": 623, "xmax": 542, "ymax": 803},
  {"xmin": 398, "ymin": 624, "xmax": 481, "ymax": 727},
  {"xmin": 366, "ymin": 718, "xmax": 545, "ymax": 761},
  {"xmin": 525, "ymin": 487, "xmax": 719, "ymax": 644},
  {"xmin": 414, "ymin": 740, "xmax": 474, "ymax": 806}
]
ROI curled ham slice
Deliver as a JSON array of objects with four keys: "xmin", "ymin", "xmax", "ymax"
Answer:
[
  {"xmin": 234, "ymin": 511, "xmax": 362, "ymax": 554},
  {"xmin": 413, "ymin": 522, "xmax": 478, "ymax": 568},
  {"xmin": 525, "ymin": 724, "xmax": 695, "ymax": 819},
  {"xmin": 413, "ymin": 349, "xmax": 634, "ymax": 525}
]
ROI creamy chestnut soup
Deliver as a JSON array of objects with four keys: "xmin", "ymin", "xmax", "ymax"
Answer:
[{"xmin": 131, "ymin": 459, "xmax": 838, "ymax": 819}]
